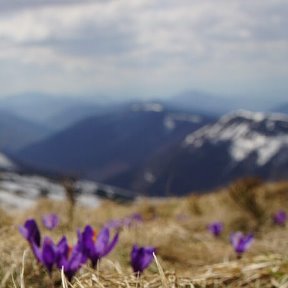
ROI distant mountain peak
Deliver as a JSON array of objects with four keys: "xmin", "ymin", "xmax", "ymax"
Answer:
[{"xmin": 184, "ymin": 110, "xmax": 288, "ymax": 166}]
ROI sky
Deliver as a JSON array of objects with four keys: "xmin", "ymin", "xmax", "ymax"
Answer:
[{"xmin": 0, "ymin": 0, "xmax": 287, "ymax": 105}]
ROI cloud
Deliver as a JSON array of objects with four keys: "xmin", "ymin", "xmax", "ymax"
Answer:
[
  {"xmin": 0, "ymin": 0, "xmax": 287, "ymax": 99},
  {"xmin": 0, "ymin": 0, "xmax": 97, "ymax": 13}
]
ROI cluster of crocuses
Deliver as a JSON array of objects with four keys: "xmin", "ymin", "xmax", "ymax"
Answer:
[
  {"xmin": 208, "ymin": 221, "xmax": 254, "ymax": 257},
  {"xmin": 19, "ymin": 215, "xmax": 155, "ymax": 281},
  {"xmin": 208, "ymin": 210, "xmax": 287, "ymax": 257}
]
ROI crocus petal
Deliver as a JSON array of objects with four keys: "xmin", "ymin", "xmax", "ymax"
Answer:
[
  {"xmin": 68, "ymin": 250, "xmax": 84, "ymax": 273},
  {"xmin": 55, "ymin": 236, "xmax": 69, "ymax": 268},
  {"xmin": 55, "ymin": 235, "xmax": 86, "ymax": 281},
  {"xmin": 19, "ymin": 219, "xmax": 41, "ymax": 247},
  {"xmin": 138, "ymin": 248, "xmax": 155, "ymax": 270},
  {"xmin": 273, "ymin": 210, "xmax": 287, "ymax": 225},
  {"xmin": 230, "ymin": 232, "xmax": 243, "ymax": 248},
  {"xmin": 243, "ymin": 234, "xmax": 254, "ymax": 250},
  {"xmin": 131, "ymin": 246, "xmax": 140, "ymax": 272},
  {"xmin": 230, "ymin": 232, "xmax": 254, "ymax": 255},
  {"xmin": 19, "ymin": 226, "xmax": 28, "ymax": 239},
  {"xmin": 102, "ymin": 232, "xmax": 119, "ymax": 257},
  {"xmin": 31, "ymin": 241, "xmax": 42, "ymax": 262},
  {"xmin": 131, "ymin": 245, "xmax": 155, "ymax": 273},
  {"xmin": 42, "ymin": 237, "xmax": 56, "ymax": 273},
  {"xmin": 94, "ymin": 227, "xmax": 110, "ymax": 256},
  {"xmin": 208, "ymin": 222, "xmax": 223, "ymax": 236},
  {"xmin": 81, "ymin": 225, "xmax": 94, "ymax": 248},
  {"xmin": 57, "ymin": 236, "xmax": 69, "ymax": 255},
  {"xmin": 63, "ymin": 244, "xmax": 86, "ymax": 281},
  {"xmin": 78, "ymin": 225, "xmax": 95, "ymax": 257},
  {"xmin": 82, "ymin": 225, "xmax": 94, "ymax": 239}
]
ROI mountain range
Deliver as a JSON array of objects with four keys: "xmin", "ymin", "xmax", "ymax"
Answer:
[
  {"xmin": 15, "ymin": 103, "xmax": 213, "ymax": 186},
  {"xmin": 1, "ymin": 92, "xmax": 288, "ymax": 196},
  {"xmin": 134, "ymin": 110, "xmax": 288, "ymax": 195}
]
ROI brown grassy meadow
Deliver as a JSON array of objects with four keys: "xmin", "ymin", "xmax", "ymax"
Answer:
[{"xmin": 1, "ymin": 178, "xmax": 288, "ymax": 287}]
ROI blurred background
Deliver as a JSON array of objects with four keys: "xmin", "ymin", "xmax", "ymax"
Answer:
[{"xmin": 0, "ymin": 0, "xmax": 287, "ymax": 207}]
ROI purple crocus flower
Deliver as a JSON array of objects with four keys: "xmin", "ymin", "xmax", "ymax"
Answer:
[
  {"xmin": 55, "ymin": 236, "xmax": 87, "ymax": 281},
  {"xmin": 208, "ymin": 222, "xmax": 223, "ymax": 237},
  {"xmin": 19, "ymin": 219, "xmax": 41, "ymax": 247},
  {"xmin": 32, "ymin": 236, "xmax": 56, "ymax": 273},
  {"xmin": 131, "ymin": 245, "xmax": 155, "ymax": 274},
  {"xmin": 230, "ymin": 232, "xmax": 253, "ymax": 256},
  {"xmin": 32, "ymin": 235, "xmax": 86, "ymax": 279},
  {"xmin": 42, "ymin": 214, "xmax": 59, "ymax": 230},
  {"xmin": 19, "ymin": 219, "xmax": 85, "ymax": 280},
  {"xmin": 19, "ymin": 219, "xmax": 55, "ymax": 270},
  {"xmin": 273, "ymin": 210, "xmax": 287, "ymax": 226},
  {"xmin": 81, "ymin": 225, "xmax": 119, "ymax": 267}
]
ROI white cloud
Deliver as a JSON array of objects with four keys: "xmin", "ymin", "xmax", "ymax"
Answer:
[{"xmin": 0, "ymin": 0, "xmax": 287, "ymax": 99}]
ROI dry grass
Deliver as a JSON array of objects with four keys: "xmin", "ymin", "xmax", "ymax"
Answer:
[{"xmin": 1, "ymin": 179, "xmax": 288, "ymax": 287}]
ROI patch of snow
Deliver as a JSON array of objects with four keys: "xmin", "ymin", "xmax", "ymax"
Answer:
[
  {"xmin": 266, "ymin": 121, "xmax": 275, "ymax": 130},
  {"xmin": 76, "ymin": 180, "xmax": 98, "ymax": 194},
  {"xmin": 230, "ymin": 133, "xmax": 265, "ymax": 162},
  {"xmin": 220, "ymin": 109, "xmax": 288, "ymax": 124},
  {"xmin": 0, "ymin": 189, "xmax": 36, "ymax": 210},
  {"xmin": 170, "ymin": 114, "xmax": 202, "ymax": 123},
  {"xmin": 144, "ymin": 103, "xmax": 163, "ymax": 112},
  {"xmin": 144, "ymin": 172, "xmax": 156, "ymax": 183},
  {"xmin": 257, "ymin": 137, "xmax": 288, "ymax": 165},
  {"xmin": 0, "ymin": 153, "xmax": 15, "ymax": 170},
  {"xmin": 0, "ymin": 172, "xmax": 101, "ymax": 210},
  {"xmin": 164, "ymin": 113, "xmax": 203, "ymax": 131},
  {"xmin": 164, "ymin": 117, "xmax": 176, "ymax": 130},
  {"xmin": 184, "ymin": 122, "xmax": 250, "ymax": 145},
  {"xmin": 131, "ymin": 103, "xmax": 163, "ymax": 112},
  {"xmin": 184, "ymin": 110, "xmax": 288, "ymax": 166},
  {"xmin": 77, "ymin": 194, "xmax": 100, "ymax": 208},
  {"xmin": 231, "ymin": 134, "xmax": 288, "ymax": 165},
  {"xmin": 219, "ymin": 110, "xmax": 264, "ymax": 124},
  {"xmin": 0, "ymin": 181, "xmax": 39, "ymax": 198}
]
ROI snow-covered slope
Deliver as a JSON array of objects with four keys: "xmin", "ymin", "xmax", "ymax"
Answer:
[
  {"xmin": 135, "ymin": 110, "xmax": 288, "ymax": 195},
  {"xmin": 184, "ymin": 110, "xmax": 288, "ymax": 166},
  {"xmin": 0, "ymin": 172, "xmax": 100, "ymax": 210}
]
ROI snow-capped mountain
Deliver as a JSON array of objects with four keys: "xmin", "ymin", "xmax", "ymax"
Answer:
[
  {"xmin": 135, "ymin": 110, "xmax": 288, "ymax": 195},
  {"xmin": 184, "ymin": 110, "xmax": 288, "ymax": 166},
  {"xmin": 0, "ymin": 169, "xmax": 138, "ymax": 210}
]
